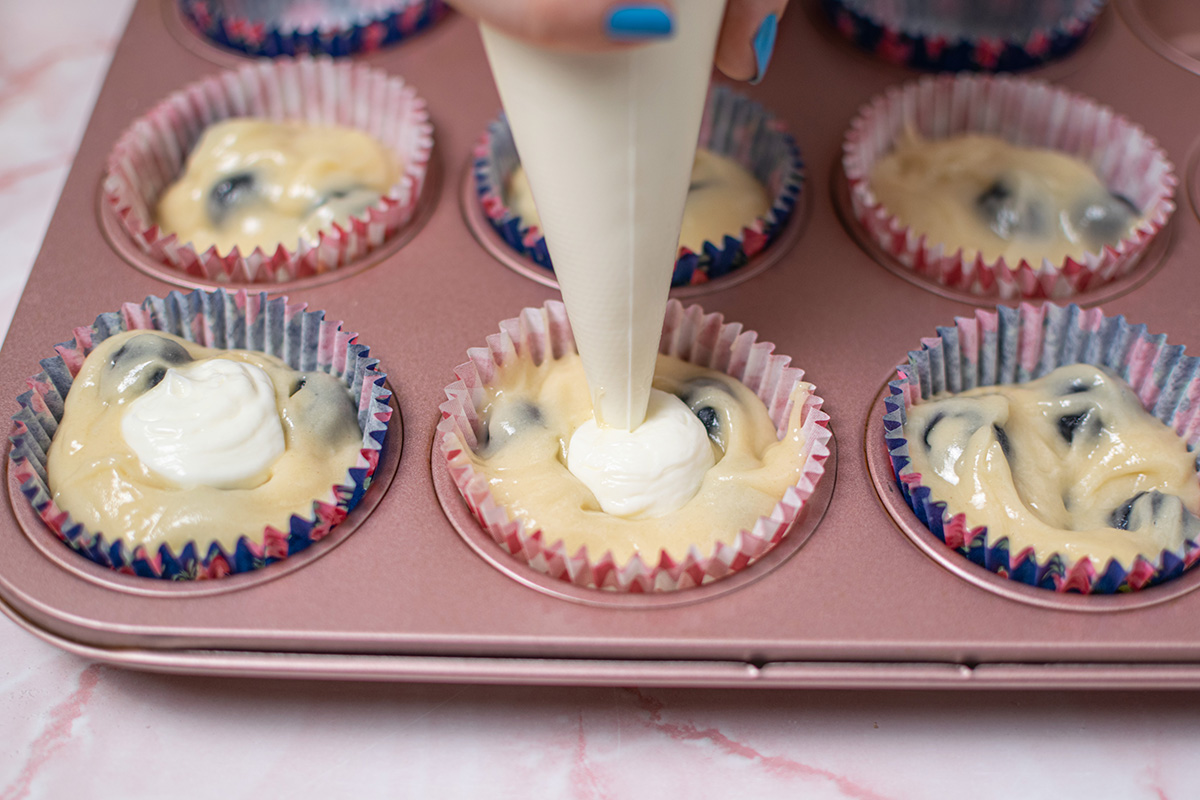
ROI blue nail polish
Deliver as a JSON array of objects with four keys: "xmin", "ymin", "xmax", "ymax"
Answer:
[
  {"xmin": 606, "ymin": 5, "xmax": 674, "ymax": 41},
  {"xmin": 750, "ymin": 13, "xmax": 778, "ymax": 85}
]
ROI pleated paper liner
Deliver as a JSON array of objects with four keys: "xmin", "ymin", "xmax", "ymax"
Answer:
[
  {"xmin": 178, "ymin": 0, "xmax": 448, "ymax": 58},
  {"xmin": 8, "ymin": 288, "xmax": 392, "ymax": 580},
  {"xmin": 842, "ymin": 74, "xmax": 1175, "ymax": 300},
  {"xmin": 823, "ymin": 0, "xmax": 1106, "ymax": 72},
  {"xmin": 103, "ymin": 57, "xmax": 433, "ymax": 284},
  {"xmin": 437, "ymin": 299, "xmax": 832, "ymax": 593},
  {"xmin": 884, "ymin": 302, "xmax": 1200, "ymax": 593}
]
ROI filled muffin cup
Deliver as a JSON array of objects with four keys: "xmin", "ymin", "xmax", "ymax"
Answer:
[
  {"xmin": 884, "ymin": 302, "xmax": 1200, "ymax": 593},
  {"xmin": 823, "ymin": 0, "xmax": 1106, "ymax": 72},
  {"xmin": 437, "ymin": 299, "xmax": 832, "ymax": 592},
  {"xmin": 473, "ymin": 85, "xmax": 804, "ymax": 288},
  {"xmin": 178, "ymin": 0, "xmax": 448, "ymax": 58},
  {"xmin": 8, "ymin": 288, "xmax": 392, "ymax": 580},
  {"xmin": 104, "ymin": 57, "xmax": 433, "ymax": 284},
  {"xmin": 842, "ymin": 74, "xmax": 1175, "ymax": 300}
]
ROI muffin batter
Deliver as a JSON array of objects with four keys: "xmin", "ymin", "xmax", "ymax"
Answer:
[
  {"xmin": 456, "ymin": 351, "xmax": 814, "ymax": 563},
  {"xmin": 47, "ymin": 331, "xmax": 363, "ymax": 553},
  {"xmin": 156, "ymin": 119, "xmax": 398, "ymax": 254},
  {"xmin": 869, "ymin": 133, "xmax": 1141, "ymax": 266},
  {"xmin": 506, "ymin": 149, "xmax": 771, "ymax": 254},
  {"xmin": 902, "ymin": 363, "xmax": 1200, "ymax": 567}
]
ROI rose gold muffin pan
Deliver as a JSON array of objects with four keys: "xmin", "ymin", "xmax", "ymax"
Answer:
[{"xmin": 5, "ymin": 0, "xmax": 1200, "ymax": 688}]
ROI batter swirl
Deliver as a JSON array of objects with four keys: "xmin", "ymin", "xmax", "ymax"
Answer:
[{"xmin": 902, "ymin": 364, "xmax": 1200, "ymax": 567}]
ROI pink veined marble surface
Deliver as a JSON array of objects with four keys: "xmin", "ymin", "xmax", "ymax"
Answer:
[{"xmin": 1, "ymin": 2, "xmax": 1199, "ymax": 799}]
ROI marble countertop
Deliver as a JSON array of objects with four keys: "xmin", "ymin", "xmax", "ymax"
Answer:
[{"xmin": 0, "ymin": 2, "xmax": 1197, "ymax": 798}]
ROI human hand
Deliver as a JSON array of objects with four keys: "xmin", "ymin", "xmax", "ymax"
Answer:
[{"xmin": 448, "ymin": 0, "xmax": 785, "ymax": 83}]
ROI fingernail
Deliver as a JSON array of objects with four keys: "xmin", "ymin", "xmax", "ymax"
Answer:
[
  {"xmin": 750, "ymin": 13, "xmax": 778, "ymax": 85},
  {"xmin": 606, "ymin": 5, "xmax": 674, "ymax": 41}
]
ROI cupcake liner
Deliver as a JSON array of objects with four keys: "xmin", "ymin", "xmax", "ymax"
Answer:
[
  {"xmin": 884, "ymin": 302, "xmax": 1200, "ymax": 593},
  {"xmin": 473, "ymin": 84, "xmax": 804, "ymax": 288},
  {"xmin": 8, "ymin": 288, "xmax": 392, "ymax": 580},
  {"xmin": 823, "ymin": 0, "xmax": 1105, "ymax": 72},
  {"xmin": 103, "ymin": 57, "xmax": 433, "ymax": 284},
  {"xmin": 437, "ymin": 299, "xmax": 832, "ymax": 592},
  {"xmin": 843, "ymin": 74, "xmax": 1176, "ymax": 299},
  {"xmin": 179, "ymin": 0, "xmax": 448, "ymax": 58}
]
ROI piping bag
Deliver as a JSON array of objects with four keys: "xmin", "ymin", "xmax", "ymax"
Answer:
[{"xmin": 480, "ymin": 1, "xmax": 727, "ymax": 431}]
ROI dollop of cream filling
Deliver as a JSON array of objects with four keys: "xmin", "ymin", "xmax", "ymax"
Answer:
[
  {"xmin": 121, "ymin": 359, "xmax": 286, "ymax": 490},
  {"xmin": 567, "ymin": 389, "xmax": 715, "ymax": 518},
  {"xmin": 47, "ymin": 330, "xmax": 364, "ymax": 553}
]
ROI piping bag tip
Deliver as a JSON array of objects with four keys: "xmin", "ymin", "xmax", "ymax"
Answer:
[{"xmin": 479, "ymin": 1, "xmax": 728, "ymax": 429}]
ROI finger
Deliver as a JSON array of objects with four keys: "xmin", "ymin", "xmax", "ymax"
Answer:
[
  {"xmin": 449, "ymin": 0, "xmax": 677, "ymax": 51},
  {"xmin": 715, "ymin": 0, "xmax": 786, "ymax": 82}
]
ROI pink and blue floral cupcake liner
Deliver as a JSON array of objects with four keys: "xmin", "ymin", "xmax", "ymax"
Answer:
[
  {"xmin": 884, "ymin": 302, "xmax": 1200, "ymax": 593},
  {"xmin": 179, "ymin": 0, "xmax": 448, "ymax": 58},
  {"xmin": 438, "ymin": 298, "xmax": 832, "ymax": 592},
  {"xmin": 8, "ymin": 288, "xmax": 392, "ymax": 580},
  {"xmin": 823, "ymin": 0, "xmax": 1106, "ymax": 72},
  {"xmin": 473, "ymin": 85, "xmax": 803, "ymax": 288}
]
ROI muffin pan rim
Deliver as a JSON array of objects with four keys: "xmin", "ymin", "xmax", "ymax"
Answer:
[
  {"xmin": 9, "ymin": 0, "xmax": 1200, "ymax": 686},
  {"xmin": 1116, "ymin": 0, "xmax": 1200, "ymax": 78}
]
